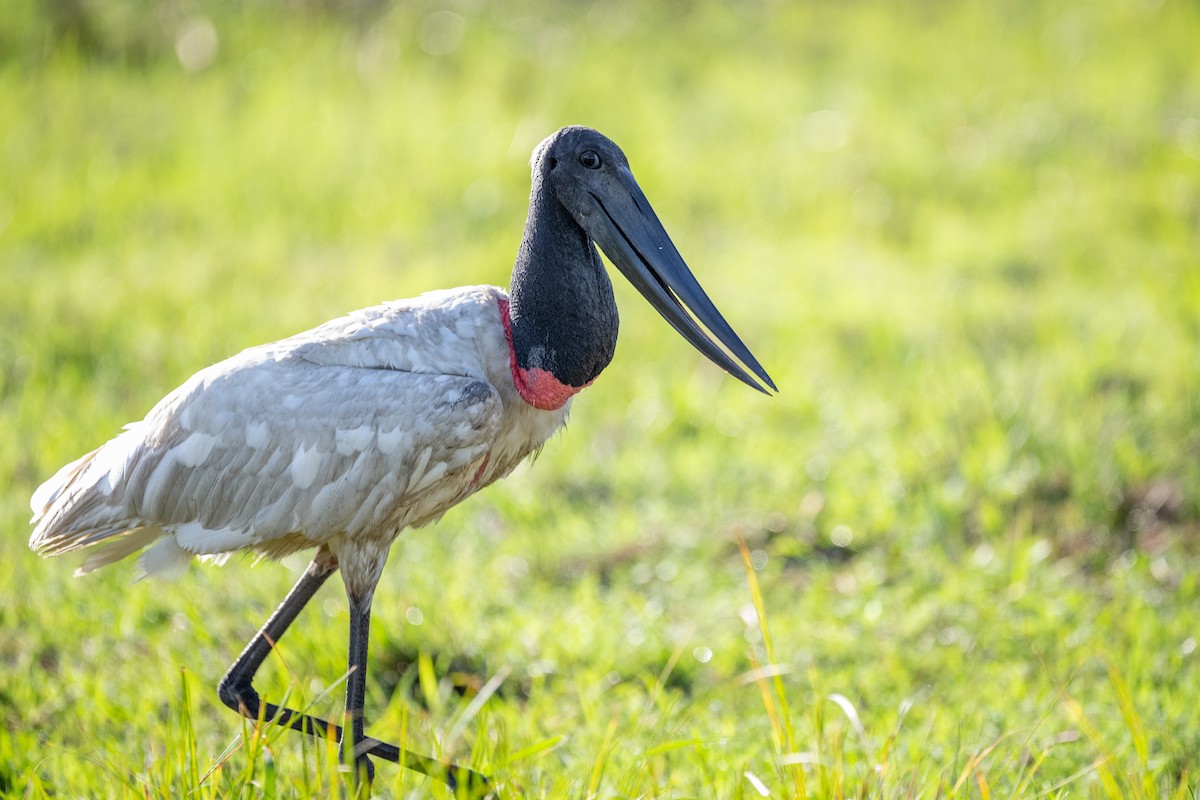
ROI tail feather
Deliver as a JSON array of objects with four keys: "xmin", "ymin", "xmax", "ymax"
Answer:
[
  {"xmin": 29, "ymin": 427, "xmax": 146, "ymax": 559},
  {"xmin": 32, "ymin": 522, "xmax": 144, "ymax": 558},
  {"xmin": 29, "ymin": 447, "xmax": 100, "ymax": 526},
  {"xmin": 75, "ymin": 526, "xmax": 164, "ymax": 576}
]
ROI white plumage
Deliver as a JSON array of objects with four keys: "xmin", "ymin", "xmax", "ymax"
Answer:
[{"xmin": 29, "ymin": 285, "xmax": 567, "ymax": 590}]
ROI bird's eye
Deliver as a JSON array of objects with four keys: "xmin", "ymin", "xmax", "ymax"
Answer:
[{"xmin": 579, "ymin": 151, "xmax": 602, "ymax": 169}]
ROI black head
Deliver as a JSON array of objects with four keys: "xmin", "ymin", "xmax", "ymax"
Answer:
[
  {"xmin": 531, "ymin": 127, "xmax": 631, "ymax": 215},
  {"xmin": 524, "ymin": 125, "xmax": 776, "ymax": 394}
]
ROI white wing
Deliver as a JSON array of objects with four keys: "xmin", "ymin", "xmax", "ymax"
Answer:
[{"xmin": 30, "ymin": 288, "xmax": 510, "ymax": 576}]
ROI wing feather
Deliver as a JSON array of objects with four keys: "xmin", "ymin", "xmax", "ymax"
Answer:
[
  {"xmin": 30, "ymin": 286, "xmax": 513, "ymax": 575},
  {"xmin": 31, "ymin": 361, "xmax": 503, "ymax": 568}
]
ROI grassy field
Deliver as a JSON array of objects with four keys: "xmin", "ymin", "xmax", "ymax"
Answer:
[{"xmin": 2, "ymin": 0, "xmax": 1199, "ymax": 797}]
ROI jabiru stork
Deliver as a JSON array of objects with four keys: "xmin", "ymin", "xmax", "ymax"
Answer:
[{"xmin": 29, "ymin": 126, "xmax": 776, "ymax": 790}]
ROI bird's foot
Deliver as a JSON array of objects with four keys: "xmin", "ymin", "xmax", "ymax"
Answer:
[
  {"xmin": 217, "ymin": 673, "xmax": 260, "ymax": 718},
  {"xmin": 446, "ymin": 763, "xmax": 493, "ymax": 797},
  {"xmin": 358, "ymin": 735, "xmax": 492, "ymax": 796}
]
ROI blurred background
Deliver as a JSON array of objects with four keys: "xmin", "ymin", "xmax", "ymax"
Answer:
[{"xmin": 1, "ymin": 0, "xmax": 1199, "ymax": 797}]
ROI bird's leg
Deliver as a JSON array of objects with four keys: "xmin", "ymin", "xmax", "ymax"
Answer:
[
  {"xmin": 216, "ymin": 549, "xmax": 489, "ymax": 793},
  {"xmin": 217, "ymin": 550, "xmax": 343, "ymax": 739},
  {"xmin": 339, "ymin": 560, "xmax": 492, "ymax": 796},
  {"xmin": 343, "ymin": 590, "xmax": 374, "ymax": 786}
]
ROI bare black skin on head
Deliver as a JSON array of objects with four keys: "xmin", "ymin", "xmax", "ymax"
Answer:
[
  {"xmin": 508, "ymin": 126, "xmax": 777, "ymax": 397},
  {"xmin": 508, "ymin": 127, "xmax": 627, "ymax": 388}
]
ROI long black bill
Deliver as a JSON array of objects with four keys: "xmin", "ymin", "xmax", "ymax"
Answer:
[{"xmin": 584, "ymin": 168, "xmax": 777, "ymax": 394}]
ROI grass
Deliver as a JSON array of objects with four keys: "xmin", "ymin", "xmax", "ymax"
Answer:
[{"xmin": 2, "ymin": 0, "xmax": 1199, "ymax": 796}]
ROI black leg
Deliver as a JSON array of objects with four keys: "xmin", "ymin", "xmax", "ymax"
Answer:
[
  {"xmin": 343, "ymin": 592, "xmax": 374, "ymax": 785},
  {"xmin": 217, "ymin": 554, "xmax": 338, "ymax": 738},
  {"xmin": 216, "ymin": 550, "xmax": 491, "ymax": 794}
]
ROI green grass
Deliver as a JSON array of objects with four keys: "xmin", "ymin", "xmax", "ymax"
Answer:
[{"xmin": 2, "ymin": 0, "xmax": 1199, "ymax": 796}]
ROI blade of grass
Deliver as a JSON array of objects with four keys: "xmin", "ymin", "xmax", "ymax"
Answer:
[
  {"xmin": 179, "ymin": 667, "xmax": 201, "ymax": 792},
  {"xmin": 585, "ymin": 715, "xmax": 620, "ymax": 799},
  {"xmin": 445, "ymin": 664, "xmax": 511, "ymax": 752},
  {"xmin": 419, "ymin": 651, "xmax": 444, "ymax": 717},
  {"xmin": 1059, "ymin": 684, "xmax": 1123, "ymax": 799},
  {"xmin": 1105, "ymin": 656, "xmax": 1152, "ymax": 797},
  {"xmin": 504, "ymin": 735, "xmax": 567, "ymax": 765},
  {"xmin": 738, "ymin": 532, "xmax": 807, "ymax": 799}
]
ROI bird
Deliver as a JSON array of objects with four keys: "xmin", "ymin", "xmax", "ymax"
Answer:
[{"xmin": 28, "ymin": 126, "xmax": 776, "ymax": 790}]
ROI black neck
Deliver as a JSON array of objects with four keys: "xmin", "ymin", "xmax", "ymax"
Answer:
[{"xmin": 508, "ymin": 173, "xmax": 619, "ymax": 388}]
